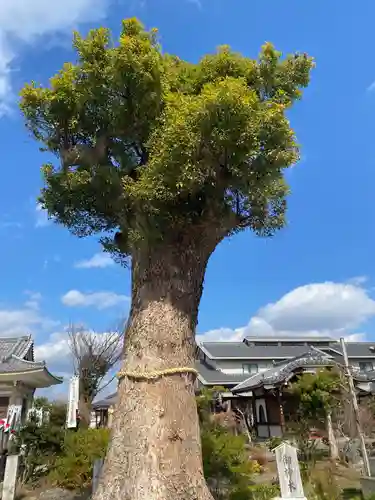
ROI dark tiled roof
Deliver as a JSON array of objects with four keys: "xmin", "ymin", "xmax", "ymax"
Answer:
[
  {"xmin": 200, "ymin": 342, "xmax": 312, "ymax": 359},
  {"xmin": 0, "ymin": 356, "xmax": 45, "ymax": 373},
  {"xmin": 196, "ymin": 360, "xmax": 249, "ymax": 386},
  {"xmin": 0, "ymin": 336, "xmax": 32, "ymax": 360},
  {"xmin": 232, "ymin": 347, "xmax": 375, "ymax": 394},
  {"xmin": 0, "ymin": 336, "xmax": 62, "ymax": 386},
  {"xmin": 200, "ymin": 340, "xmax": 375, "ymax": 361},
  {"xmin": 233, "ymin": 349, "xmax": 335, "ymax": 393},
  {"xmin": 338, "ymin": 342, "xmax": 375, "ymax": 358},
  {"xmin": 244, "ymin": 335, "xmax": 335, "ymax": 343},
  {"xmin": 93, "ymin": 392, "xmax": 117, "ymax": 410}
]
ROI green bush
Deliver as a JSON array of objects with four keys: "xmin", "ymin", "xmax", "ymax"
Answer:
[
  {"xmin": 14, "ymin": 416, "xmax": 65, "ymax": 484},
  {"xmin": 266, "ymin": 436, "xmax": 283, "ymax": 452},
  {"xmin": 201, "ymin": 419, "xmax": 260, "ymax": 499},
  {"xmin": 49, "ymin": 428, "xmax": 110, "ymax": 490},
  {"xmin": 229, "ymin": 484, "xmax": 279, "ymax": 500}
]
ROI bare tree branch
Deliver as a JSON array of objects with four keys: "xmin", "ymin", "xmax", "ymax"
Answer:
[{"xmin": 68, "ymin": 321, "xmax": 125, "ymax": 427}]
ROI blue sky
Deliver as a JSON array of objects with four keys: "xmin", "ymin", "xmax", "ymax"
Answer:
[{"xmin": 0, "ymin": 0, "xmax": 375, "ymax": 395}]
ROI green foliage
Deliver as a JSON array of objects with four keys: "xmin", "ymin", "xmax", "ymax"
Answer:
[
  {"xmin": 197, "ymin": 387, "xmax": 259, "ymax": 499},
  {"xmin": 304, "ymin": 464, "xmax": 342, "ymax": 500},
  {"xmin": 288, "ymin": 369, "xmax": 343, "ymax": 426},
  {"xmin": 266, "ymin": 436, "xmax": 283, "ymax": 452},
  {"xmin": 15, "ymin": 416, "xmax": 65, "ymax": 484},
  {"xmin": 20, "ymin": 18, "xmax": 313, "ymax": 259},
  {"xmin": 32, "ymin": 398, "xmax": 67, "ymax": 428},
  {"xmin": 229, "ymin": 484, "xmax": 279, "ymax": 500},
  {"xmin": 196, "ymin": 386, "xmax": 227, "ymax": 423},
  {"xmin": 49, "ymin": 401, "xmax": 67, "ymax": 428},
  {"xmin": 50, "ymin": 428, "xmax": 110, "ymax": 490},
  {"xmin": 201, "ymin": 423, "xmax": 260, "ymax": 499}
]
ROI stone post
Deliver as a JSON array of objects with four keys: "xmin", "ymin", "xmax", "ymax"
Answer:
[{"xmin": 2, "ymin": 454, "xmax": 19, "ymax": 500}]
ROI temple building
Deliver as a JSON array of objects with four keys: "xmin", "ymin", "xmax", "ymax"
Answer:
[
  {"xmin": 92, "ymin": 336, "xmax": 375, "ymax": 437},
  {"xmin": 0, "ymin": 335, "xmax": 63, "ymax": 430}
]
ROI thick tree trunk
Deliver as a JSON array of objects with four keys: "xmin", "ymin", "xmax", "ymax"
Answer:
[{"xmin": 93, "ymin": 239, "xmax": 216, "ymax": 500}]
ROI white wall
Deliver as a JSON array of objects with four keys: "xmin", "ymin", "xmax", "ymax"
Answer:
[{"xmin": 214, "ymin": 360, "xmax": 273, "ymax": 375}]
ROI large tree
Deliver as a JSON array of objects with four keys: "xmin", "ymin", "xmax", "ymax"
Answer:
[{"xmin": 20, "ymin": 18, "xmax": 313, "ymax": 500}]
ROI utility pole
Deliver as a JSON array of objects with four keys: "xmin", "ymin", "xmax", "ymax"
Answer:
[{"xmin": 340, "ymin": 337, "xmax": 371, "ymax": 476}]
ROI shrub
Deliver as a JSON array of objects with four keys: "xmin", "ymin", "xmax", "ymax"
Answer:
[
  {"xmin": 201, "ymin": 422, "xmax": 259, "ymax": 499},
  {"xmin": 14, "ymin": 416, "xmax": 65, "ymax": 484},
  {"xmin": 266, "ymin": 436, "xmax": 283, "ymax": 452},
  {"xmin": 229, "ymin": 484, "xmax": 279, "ymax": 500},
  {"xmin": 49, "ymin": 428, "xmax": 110, "ymax": 490}
]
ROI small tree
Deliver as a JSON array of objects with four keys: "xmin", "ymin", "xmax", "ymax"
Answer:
[
  {"xmin": 20, "ymin": 17, "xmax": 313, "ymax": 500},
  {"xmin": 69, "ymin": 324, "xmax": 123, "ymax": 427},
  {"xmin": 197, "ymin": 387, "xmax": 259, "ymax": 500},
  {"xmin": 288, "ymin": 369, "xmax": 344, "ymax": 460},
  {"xmin": 32, "ymin": 397, "xmax": 67, "ymax": 427},
  {"xmin": 15, "ymin": 406, "xmax": 65, "ymax": 484}
]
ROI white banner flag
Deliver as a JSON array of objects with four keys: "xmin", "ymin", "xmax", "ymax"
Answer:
[{"xmin": 66, "ymin": 375, "xmax": 79, "ymax": 428}]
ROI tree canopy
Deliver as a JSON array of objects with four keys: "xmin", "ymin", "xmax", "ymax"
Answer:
[
  {"xmin": 288, "ymin": 369, "xmax": 343, "ymax": 426},
  {"xmin": 20, "ymin": 18, "xmax": 313, "ymax": 262}
]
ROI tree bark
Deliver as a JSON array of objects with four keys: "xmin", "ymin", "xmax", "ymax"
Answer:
[
  {"xmin": 78, "ymin": 394, "xmax": 91, "ymax": 428},
  {"xmin": 93, "ymin": 237, "xmax": 217, "ymax": 500}
]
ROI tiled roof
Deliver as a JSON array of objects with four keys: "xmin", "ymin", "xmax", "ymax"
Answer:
[
  {"xmin": 232, "ymin": 349, "xmax": 335, "ymax": 393},
  {"xmin": 0, "ymin": 356, "xmax": 45, "ymax": 373},
  {"xmin": 93, "ymin": 392, "xmax": 117, "ymax": 410},
  {"xmin": 196, "ymin": 360, "xmax": 249, "ymax": 386},
  {"xmin": 335, "ymin": 342, "xmax": 375, "ymax": 358},
  {"xmin": 0, "ymin": 336, "xmax": 32, "ymax": 361},
  {"xmin": 200, "ymin": 342, "xmax": 313, "ymax": 359},
  {"xmin": 0, "ymin": 336, "xmax": 62, "ymax": 386},
  {"xmin": 200, "ymin": 340, "xmax": 375, "ymax": 360},
  {"xmin": 232, "ymin": 347, "xmax": 375, "ymax": 394},
  {"xmin": 244, "ymin": 335, "xmax": 335, "ymax": 343}
]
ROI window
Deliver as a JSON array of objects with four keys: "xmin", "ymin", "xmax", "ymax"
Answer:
[
  {"xmin": 359, "ymin": 362, "xmax": 373, "ymax": 372},
  {"xmin": 243, "ymin": 363, "xmax": 258, "ymax": 375}
]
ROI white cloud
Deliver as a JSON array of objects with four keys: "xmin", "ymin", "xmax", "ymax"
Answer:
[
  {"xmin": 34, "ymin": 331, "xmax": 72, "ymax": 368},
  {"xmin": 24, "ymin": 291, "xmax": 43, "ymax": 311},
  {"xmin": 75, "ymin": 252, "xmax": 114, "ymax": 269},
  {"xmin": 0, "ymin": 0, "xmax": 116, "ymax": 115},
  {"xmin": 0, "ymin": 298, "xmax": 59, "ymax": 337},
  {"xmin": 198, "ymin": 280, "xmax": 375, "ymax": 343},
  {"xmin": 62, "ymin": 290, "xmax": 129, "ymax": 309},
  {"xmin": 35, "ymin": 203, "xmax": 50, "ymax": 228},
  {"xmin": 197, "ymin": 327, "xmax": 245, "ymax": 344},
  {"xmin": 348, "ymin": 275, "xmax": 368, "ymax": 286}
]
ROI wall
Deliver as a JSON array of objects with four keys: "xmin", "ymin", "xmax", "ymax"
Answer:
[{"xmin": 214, "ymin": 360, "xmax": 273, "ymax": 375}]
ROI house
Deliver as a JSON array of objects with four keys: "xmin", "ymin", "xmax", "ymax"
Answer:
[
  {"xmin": 92, "ymin": 336, "xmax": 375, "ymax": 436},
  {"xmin": 0, "ymin": 335, "xmax": 63, "ymax": 436}
]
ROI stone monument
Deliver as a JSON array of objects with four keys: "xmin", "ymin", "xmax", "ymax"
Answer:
[{"xmin": 273, "ymin": 442, "xmax": 307, "ymax": 500}]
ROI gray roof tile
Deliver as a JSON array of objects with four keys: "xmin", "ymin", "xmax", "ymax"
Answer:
[
  {"xmin": 200, "ymin": 340, "xmax": 375, "ymax": 360},
  {"xmin": 0, "ymin": 356, "xmax": 45, "ymax": 373},
  {"xmin": 0, "ymin": 336, "xmax": 32, "ymax": 361},
  {"xmin": 338, "ymin": 342, "xmax": 375, "ymax": 358},
  {"xmin": 233, "ymin": 349, "xmax": 335, "ymax": 393},
  {"xmin": 196, "ymin": 360, "xmax": 249, "ymax": 385},
  {"xmin": 200, "ymin": 342, "xmax": 312, "ymax": 359}
]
